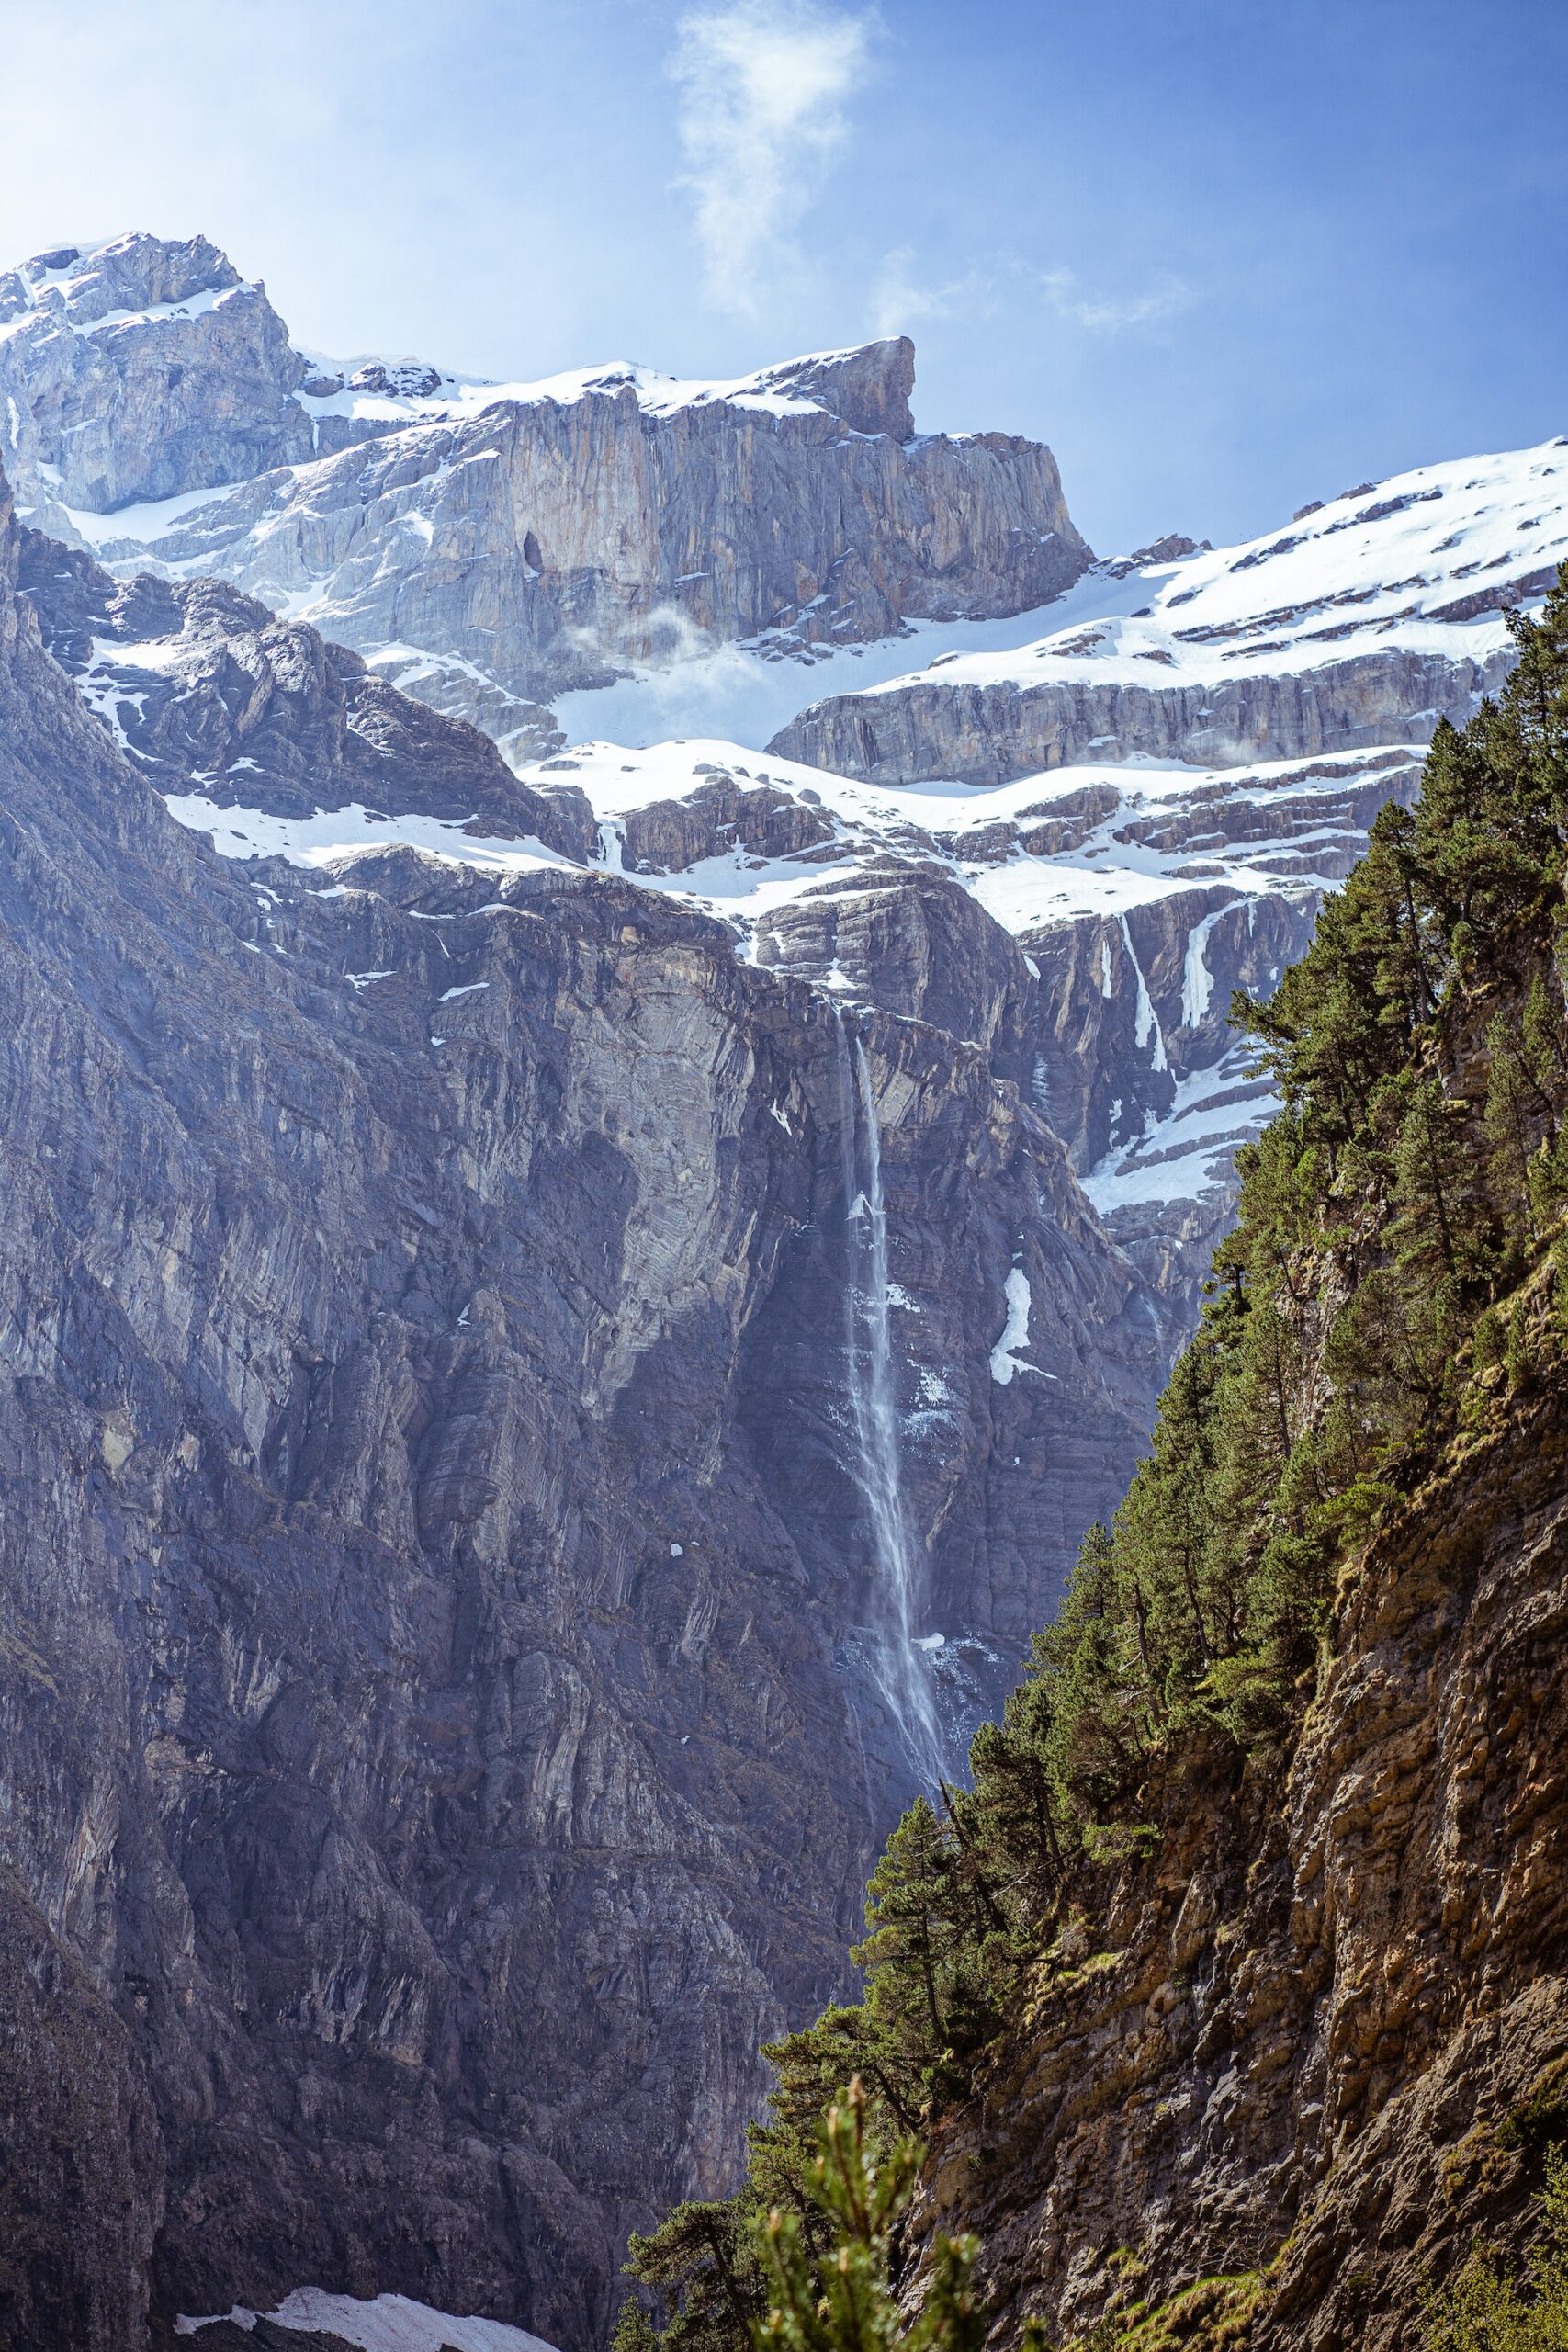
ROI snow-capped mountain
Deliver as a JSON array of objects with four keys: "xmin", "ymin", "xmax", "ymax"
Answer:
[
  {"xmin": 1, "ymin": 232, "xmax": 1089, "ymax": 749},
  {"xmin": 0, "ymin": 221, "xmax": 1562, "ymax": 2352},
  {"xmin": 0, "ymin": 446, "xmax": 1165, "ymax": 2348},
  {"xmin": 16, "ymin": 233, "xmax": 1561, "ymax": 1309},
  {"xmin": 773, "ymin": 435, "xmax": 1567, "ymax": 779}
]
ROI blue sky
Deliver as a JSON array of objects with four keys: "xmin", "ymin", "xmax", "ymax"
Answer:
[{"xmin": 2, "ymin": 0, "xmax": 1563, "ymax": 549}]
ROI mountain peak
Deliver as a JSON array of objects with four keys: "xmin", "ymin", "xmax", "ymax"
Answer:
[
  {"xmin": 745, "ymin": 336, "xmax": 917, "ymax": 440},
  {"xmin": 0, "ymin": 230, "xmax": 243, "ymax": 330}
]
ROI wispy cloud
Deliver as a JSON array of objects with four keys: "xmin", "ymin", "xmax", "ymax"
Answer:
[
  {"xmin": 670, "ymin": 0, "xmax": 874, "ymax": 315},
  {"xmin": 870, "ymin": 248, "xmax": 998, "ymax": 340},
  {"xmin": 1034, "ymin": 265, "xmax": 1190, "ymax": 332},
  {"xmin": 872, "ymin": 247, "xmax": 1192, "ymax": 342}
]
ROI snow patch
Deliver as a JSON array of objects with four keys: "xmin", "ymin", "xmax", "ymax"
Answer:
[
  {"xmin": 1121, "ymin": 916, "xmax": 1169, "ymax": 1071},
  {"xmin": 175, "ymin": 2287, "xmax": 557, "ymax": 2352},
  {"xmin": 1179, "ymin": 907, "xmax": 1226, "ymax": 1029},
  {"xmin": 989, "ymin": 1268, "xmax": 1041, "ymax": 1385},
  {"xmin": 160, "ymin": 794, "xmax": 574, "ymax": 879}
]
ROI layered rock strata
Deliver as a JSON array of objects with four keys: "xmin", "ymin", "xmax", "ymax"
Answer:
[
  {"xmin": 0, "ymin": 236, "xmax": 1092, "ymax": 729},
  {"xmin": 770, "ymin": 647, "xmax": 1512, "ymax": 785}
]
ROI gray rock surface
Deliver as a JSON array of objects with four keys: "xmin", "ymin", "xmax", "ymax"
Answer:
[
  {"xmin": 0, "ymin": 237, "xmax": 1092, "ymax": 731},
  {"xmin": 108, "ymin": 366, "xmax": 1089, "ymax": 716},
  {"xmin": 5, "ymin": 229, "xmax": 1554, "ymax": 2352},
  {"xmin": 0, "ymin": 477, "xmax": 1164, "ymax": 2350},
  {"xmin": 18, "ymin": 527, "xmax": 594, "ymax": 851},
  {"xmin": 535, "ymin": 731, "xmax": 1437, "ymax": 1340},
  {"xmin": 768, "ymin": 646, "xmax": 1514, "ymax": 785},
  {"xmin": 0, "ymin": 233, "xmax": 312, "ymax": 511}
]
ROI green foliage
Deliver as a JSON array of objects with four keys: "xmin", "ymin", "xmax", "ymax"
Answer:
[
  {"xmin": 626, "ymin": 2195, "xmax": 765, "ymax": 2352},
  {"xmin": 1496, "ymin": 2058, "xmax": 1568, "ymax": 2159},
  {"xmin": 1427, "ymin": 2146, "xmax": 1568, "ymax": 2352},
  {"xmin": 750, "ymin": 2077, "xmax": 982, "ymax": 2352},
  {"xmin": 1058, "ymin": 2268, "xmax": 1272, "ymax": 2352},
  {"xmin": 614, "ymin": 2301, "xmax": 664, "ymax": 2352}
]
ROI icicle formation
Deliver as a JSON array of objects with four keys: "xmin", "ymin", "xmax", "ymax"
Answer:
[{"xmin": 833, "ymin": 1011, "xmax": 944, "ymax": 1783}]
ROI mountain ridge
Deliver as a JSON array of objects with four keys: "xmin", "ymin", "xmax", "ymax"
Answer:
[{"xmin": 0, "ymin": 232, "xmax": 1090, "ymax": 741}]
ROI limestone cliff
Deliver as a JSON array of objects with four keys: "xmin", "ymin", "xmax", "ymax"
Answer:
[
  {"xmin": 767, "ymin": 440, "xmax": 1566, "ymax": 791},
  {"xmin": 0, "ymin": 235, "xmax": 1091, "ymax": 736},
  {"xmin": 609, "ymin": 574, "xmax": 1568, "ymax": 2352},
  {"xmin": 0, "ymin": 232, "xmax": 313, "ymax": 510},
  {"xmin": 0, "ymin": 472, "xmax": 1159, "ymax": 2351},
  {"xmin": 769, "ymin": 648, "xmax": 1511, "ymax": 786},
  {"xmin": 108, "ymin": 361, "xmax": 1087, "ymax": 718}
]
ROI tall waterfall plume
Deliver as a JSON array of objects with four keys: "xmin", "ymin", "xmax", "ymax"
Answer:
[{"xmin": 833, "ymin": 1012, "xmax": 944, "ymax": 1782}]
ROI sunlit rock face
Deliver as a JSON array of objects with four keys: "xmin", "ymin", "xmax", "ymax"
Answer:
[
  {"xmin": 0, "ymin": 235, "xmax": 1091, "ymax": 737},
  {"xmin": 0, "ymin": 232, "xmax": 313, "ymax": 510},
  {"xmin": 2, "ymin": 224, "xmax": 1564, "ymax": 2352}
]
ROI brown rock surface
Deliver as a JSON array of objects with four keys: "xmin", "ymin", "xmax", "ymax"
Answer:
[{"xmin": 919, "ymin": 1389, "xmax": 1568, "ymax": 2352}]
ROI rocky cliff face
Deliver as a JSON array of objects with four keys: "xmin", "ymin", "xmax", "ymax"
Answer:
[
  {"xmin": 919, "ymin": 1360, "xmax": 1568, "ymax": 2352},
  {"xmin": 0, "ymin": 474, "xmax": 1163, "ymax": 2351},
  {"xmin": 0, "ymin": 233, "xmax": 314, "ymax": 510},
  {"xmin": 770, "ymin": 646, "xmax": 1510, "ymax": 786},
  {"xmin": 502, "ymin": 732, "xmax": 1430, "ymax": 1331},
  {"xmin": 745, "ymin": 440, "xmax": 1565, "ymax": 1315},
  {"xmin": 4, "ymin": 230, "xmax": 1564, "ymax": 2352},
  {"xmin": 767, "ymin": 441, "xmax": 1568, "ymax": 792},
  {"xmin": 0, "ymin": 235, "xmax": 1090, "ymax": 739},
  {"xmin": 17, "ymin": 526, "xmax": 594, "ymax": 850},
  {"xmin": 96, "ymin": 357, "xmax": 1086, "ymax": 724}
]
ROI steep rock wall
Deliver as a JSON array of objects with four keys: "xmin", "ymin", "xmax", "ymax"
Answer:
[
  {"xmin": 770, "ymin": 650, "xmax": 1513, "ymax": 786},
  {"xmin": 0, "ymin": 233, "xmax": 313, "ymax": 510},
  {"xmin": 919, "ymin": 1377, "xmax": 1568, "ymax": 2352},
  {"xmin": 0, "ymin": 239, "xmax": 1091, "ymax": 726},
  {"xmin": 126, "ymin": 374, "xmax": 1089, "ymax": 712},
  {"xmin": 0, "ymin": 477, "xmax": 1161, "ymax": 2350}
]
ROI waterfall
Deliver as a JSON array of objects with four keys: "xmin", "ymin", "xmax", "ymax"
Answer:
[{"xmin": 833, "ymin": 1012, "xmax": 944, "ymax": 1782}]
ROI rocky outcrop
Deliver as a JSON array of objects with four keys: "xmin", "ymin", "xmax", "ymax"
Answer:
[
  {"xmin": 615, "ymin": 775, "xmax": 838, "ymax": 874},
  {"xmin": 755, "ymin": 866, "xmax": 1041, "ymax": 1077},
  {"xmin": 919, "ymin": 1379, "xmax": 1568, "ymax": 2352},
  {"xmin": 746, "ymin": 339, "xmax": 919, "ymax": 440},
  {"xmin": 0, "ymin": 233, "xmax": 313, "ymax": 512},
  {"xmin": 17, "ymin": 526, "xmax": 594, "ymax": 850},
  {"xmin": 512, "ymin": 736, "xmax": 1432, "ymax": 1342},
  {"xmin": 769, "ymin": 648, "xmax": 1513, "ymax": 786},
  {"xmin": 0, "ymin": 480, "xmax": 1165, "ymax": 2350}
]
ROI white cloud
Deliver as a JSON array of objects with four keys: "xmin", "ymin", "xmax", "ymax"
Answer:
[
  {"xmin": 1035, "ymin": 266, "xmax": 1190, "ymax": 332},
  {"xmin": 870, "ymin": 247, "xmax": 998, "ymax": 340},
  {"xmin": 670, "ymin": 0, "xmax": 874, "ymax": 315},
  {"xmin": 871, "ymin": 246, "xmax": 1191, "ymax": 342}
]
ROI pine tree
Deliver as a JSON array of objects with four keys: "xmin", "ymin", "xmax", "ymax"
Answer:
[
  {"xmin": 622, "ymin": 576, "xmax": 1568, "ymax": 2339},
  {"xmin": 626, "ymin": 2197, "xmax": 762, "ymax": 2352},
  {"xmin": 614, "ymin": 2300, "xmax": 664, "ymax": 2352},
  {"xmin": 750, "ymin": 2078, "xmax": 982, "ymax": 2352},
  {"xmin": 852, "ymin": 1797, "xmax": 997, "ymax": 2107}
]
